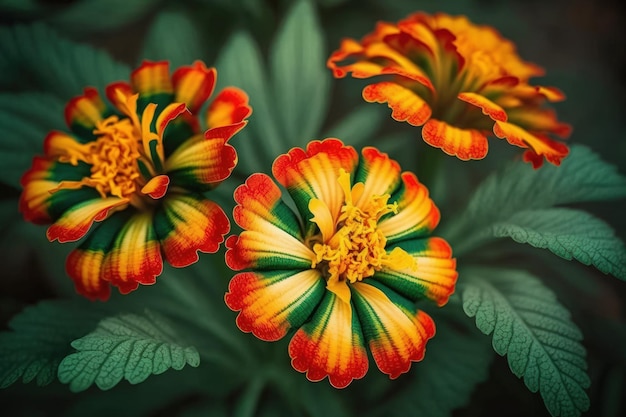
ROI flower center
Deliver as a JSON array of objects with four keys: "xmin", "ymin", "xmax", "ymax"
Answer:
[{"xmin": 309, "ymin": 170, "xmax": 415, "ymax": 303}]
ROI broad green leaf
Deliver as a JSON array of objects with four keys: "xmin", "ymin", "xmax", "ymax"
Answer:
[
  {"xmin": 461, "ymin": 268, "xmax": 590, "ymax": 417},
  {"xmin": 0, "ymin": 92, "xmax": 66, "ymax": 188},
  {"xmin": 0, "ymin": 23, "xmax": 130, "ymax": 97},
  {"xmin": 215, "ymin": 31, "xmax": 281, "ymax": 175},
  {"xmin": 443, "ymin": 145, "xmax": 626, "ymax": 250},
  {"xmin": 0, "ymin": 300, "xmax": 107, "ymax": 388},
  {"xmin": 322, "ymin": 105, "xmax": 385, "ymax": 148},
  {"xmin": 270, "ymin": 0, "xmax": 329, "ymax": 143},
  {"xmin": 139, "ymin": 8, "xmax": 208, "ymax": 68},
  {"xmin": 58, "ymin": 310, "xmax": 200, "ymax": 392},
  {"xmin": 461, "ymin": 208, "xmax": 626, "ymax": 279},
  {"xmin": 368, "ymin": 307, "xmax": 494, "ymax": 417}
]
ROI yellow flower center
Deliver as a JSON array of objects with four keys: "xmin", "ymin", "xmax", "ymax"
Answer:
[{"xmin": 309, "ymin": 169, "xmax": 416, "ymax": 303}]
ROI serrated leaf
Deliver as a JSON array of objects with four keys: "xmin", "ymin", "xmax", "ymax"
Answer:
[
  {"xmin": 270, "ymin": 0, "xmax": 329, "ymax": 143},
  {"xmin": 0, "ymin": 300, "xmax": 107, "ymax": 388},
  {"xmin": 58, "ymin": 310, "xmax": 200, "ymax": 392},
  {"xmin": 0, "ymin": 92, "xmax": 66, "ymax": 188},
  {"xmin": 139, "ymin": 9, "xmax": 207, "ymax": 68},
  {"xmin": 461, "ymin": 268, "xmax": 590, "ymax": 417},
  {"xmin": 368, "ymin": 308, "xmax": 494, "ymax": 417},
  {"xmin": 0, "ymin": 23, "xmax": 130, "ymax": 97},
  {"xmin": 470, "ymin": 208, "xmax": 626, "ymax": 280}
]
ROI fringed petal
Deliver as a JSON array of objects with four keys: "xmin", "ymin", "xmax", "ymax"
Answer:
[
  {"xmin": 352, "ymin": 281, "xmax": 435, "ymax": 379},
  {"xmin": 206, "ymin": 87, "xmax": 252, "ymax": 129},
  {"xmin": 289, "ymin": 292, "xmax": 369, "ymax": 388},
  {"xmin": 225, "ymin": 269, "xmax": 325, "ymax": 341},
  {"xmin": 422, "ymin": 119, "xmax": 488, "ymax": 160},
  {"xmin": 154, "ymin": 194, "xmax": 230, "ymax": 267},
  {"xmin": 362, "ymin": 81, "xmax": 432, "ymax": 127},
  {"xmin": 172, "ymin": 61, "xmax": 216, "ymax": 113}
]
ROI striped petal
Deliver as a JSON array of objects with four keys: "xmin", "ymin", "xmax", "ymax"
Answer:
[
  {"xmin": 225, "ymin": 269, "xmax": 325, "ymax": 341},
  {"xmin": 65, "ymin": 211, "xmax": 130, "ymax": 301},
  {"xmin": 64, "ymin": 87, "xmax": 109, "ymax": 140},
  {"xmin": 172, "ymin": 61, "xmax": 216, "ymax": 113},
  {"xmin": 493, "ymin": 121, "xmax": 569, "ymax": 167},
  {"xmin": 46, "ymin": 196, "xmax": 129, "ymax": 243},
  {"xmin": 353, "ymin": 147, "xmax": 401, "ymax": 208},
  {"xmin": 131, "ymin": 60, "xmax": 174, "ymax": 111},
  {"xmin": 272, "ymin": 139, "xmax": 359, "ymax": 229},
  {"xmin": 374, "ymin": 237, "xmax": 457, "ymax": 305},
  {"xmin": 352, "ymin": 281, "xmax": 435, "ymax": 379},
  {"xmin": 458, "ymin": 92, "xmax": 507, "ymax": 122},
  {"xmin": 362, "ymin": 81, "xmax": 432, "ymax": 127},
  {"xmin": 226, "ymin": 174, "xmax": 312, "ymax": 270},
  {"xmin": 154, "ymin": 194, "xmax": 230, "ymax": 268},
  {"xmin": 422, "ymin": 119, "xmax": 488, "ymax": 160},
  {"xmin": 206, "ymin": 87, "xmax": 252, "ymax": 129},
  {"xmin": 379, "ymin": 172, "xmax": 439, "ymax": 243},
  {"xmin": 288, "ymin": 292, "xmax": 369, "ymax": 388},
  {"xmin": 102, "ymin": 211, "xmax": 163, "ymax": 294}
]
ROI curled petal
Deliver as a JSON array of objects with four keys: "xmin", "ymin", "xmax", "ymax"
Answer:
[
  {"xmin": 172, "ymin": 61, "xmax": 216, "ymax": 113},
  {"xmin": 493, "ymin": 121, "xmax": 569, "ymax": 167},
  {"xmin": 422, "ymin": 119, "xmax": 488, "ymax": 160},
  {"xmin": 362, "ymin": 81, "xmax": 432, "ymax": 127},
  {"xmin": 141, "ymin": 175, "xmax": 169, "ymax": 199},
  {"xmin": 354, "ymin": 147, "xmax": 402, "ymax": 208},
  {"xmin": 154, "ymin": 194, "xmax": 230, "ymax": 267},
  {"xmin": 458, "ymin": 92, "xmax": 507, "ymax": 122},
  {"xmin": 206, "ymin": 87, "xmax": 252, "ymax": 129},
  {"xmin": 64, "ymin": 87, "xmax": 109, "ymax": 139},
  {"xmin": 289, "ymin": 292, "xmax": 369, "ymax": 388},
  {"xmin": 352, "ymin": 281, "xmax": 435, "ymax": 379},
  {"xmin": 225, "ymin": 269, "xmax": 325, "ymax": 341}
]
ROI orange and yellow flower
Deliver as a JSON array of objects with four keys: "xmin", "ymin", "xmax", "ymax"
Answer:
[
  {"xmin": 225, "ymin": 138, "xmax": 457, "ymax": 387},
  {"xmin": 328, "ymin": 12, "xmax": 571, "ymax": 168},
  {"xmin": 19, "ymin": 60, "xmax": 251, "ymax": 300}
]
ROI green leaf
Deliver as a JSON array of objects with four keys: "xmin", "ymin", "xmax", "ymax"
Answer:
[
  {"xmin": 0, "ymin": 23, "xmax": 130, "ymax": 97},
  {"xmin": 0, "ymin": 92, "xmax": 66, "ymax": 188},
  {"xmin": 466, "ymin": 208, "xmax": 626, "ymax": 280},
  {"xmin": 322, "ymin": 105, "xmax": 385, "ymax": 148},
  {"xmin": 461, "ymin": 268, "xmax": 590, "ymax": 417},
  {"xmin": 369, "ymin": 307, "xmax": 494, "ymax": 417},
  {"xmin": 443, "ymin": 145, "xmax": 626, "ymax": 252},
  {"xmin": 58, "ymin": 310, "xmax": 200, "ymax": 392},
  {"xmin": 0, "ymin": 300, "xmax": 107, "ymax": 388},
  {"xmin": 139, "ymin": 8, "xmax": 207, "ymax": 68},
  {"xmin": 270, "ymin": 0, "xmax": 329, "ymax": 143}
]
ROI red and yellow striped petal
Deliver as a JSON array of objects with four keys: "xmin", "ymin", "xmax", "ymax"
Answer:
[
  {"xmin": 458, "ymin": 92, "xmax": 507, "ymax": 122},
  {"xmin": 225, "ymin": 269, "xmax": 325, "ymax": 341},
  {"xmin": 64, "ymin": 87, "xmax": 108, "ymax": 139},
  {"xmin": 46, "ymin": 196, "xmax": 129, "ymax": 243},
  {"xmin": 289, "ymin": 292, "xmax": 369, "ymax": 388},
  {"xmin": 362, "ymin": 81, "xmax": 432, "ymax": 127},
  {"xmin": 351, "ymin": 281, "xmax": 435, "ymax": 379},
  {"xmin": 105, "ymin": 81, "xmax": 134, "ymax": 111},
  {"xmin": 102, "ymin": 211, "xmax": 163, "ymax": 294},
  {"xmin": 65, "ymin": 212, "xmax": 130, "ymax": 301},
  {"xmin": 206, "ymin": 87, "xmax": 252, "ymax": 129},
  {"xmin": 506, "ymin": 108, "xmax": 572, "ymax": 138},
  {"xmin": 493, "ymin": 121, "xmax": 569, "ymax": 167},
  {"xmin": 141, "ymin": 175, "xmax": 170, "ymax": 199},
  {"xmin": 131, "ymin": 60, "xmax": 174, "ymax": 98},
  {"xmin": 172, "ymin": 61, "xmax": 216, "ymax": 113},
  {"xmin": 379, "ymin": 172, "xmax": 440, "ymax": 243},
  {"xmin": 422, "ymin": 119, "xmax": 488, "ymax": 160},
  {"xmin": 154, "ymin": 194, "xmax": 230, "ymax": 268},
  {"xmin": 353, "ymin": 147, "xmax": 401, "ymax": 207},
  {"xmin": 374, "ymin": 237, "xmax": 457, "ymax": 305},
  {"xmin": 272, "ymin": 139, "xmax": 359, "ymax": 226}
]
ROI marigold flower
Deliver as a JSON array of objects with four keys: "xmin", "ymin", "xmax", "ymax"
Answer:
[
  {"xmin": 224, "ymin": 138, "xmax": 457, "ymax": 388},
  {"xmin": 327, "ymin": 12, "xmax": 571, "ymax": 168},
  {"xmin": 19, "ymin": 60, "xmax": 252, "ymax": 300}
]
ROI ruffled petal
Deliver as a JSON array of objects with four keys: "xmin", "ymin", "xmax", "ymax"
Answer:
[
  {"xmin": 493, "ymin": 121, "xmax": 569, "ymax": 167},
  {"xmin": 154, "ymin": 194, "xmax": 230, "ymax": 267},
  {"xmin": 353, "ymin": 147, "xmax": 401, "ymax": 208},
  {"xmin": 172, "ymin": 61, "xmax": 216, "ymax": 113},
  {"xmin": 206, "ymin": 87, "xmax": 252, "ymax": 129},
  {"xmin": 374, "ymin": 237, "xmax": 457, "ymax": 305},
  {"xmin": 272, "ymin": 139, "xmax": 359, "ymax": 228},
  {"xmin": 422, "ymin": 119, "xmax": 488, "ymax": 160},
  {"xmin": 64, "ymin": 87, "xmax": 110, "ymax": 140},
  {"xmin": 379, "ymin": 172, "xmax": 439, "ymax": 243},
  {"xmin": 65, "ymin": 211, "xmax": 130, "ymax": 301},
  {"xmin": 102, "ymin": 211, "xmax": 163, "ymax": 294},
  {"xmin": 288, "ymin": 292, "xmax": 369, "ymax": 388},
  {"xmin": 352, "ymin": 281, "xmax": 435, "ymax": 379},
  {"xmin": 225, "ymin": 269, "xmax": 325, "ymax": 341},
  {"xmin": 362, "ymin": 81, "xmax": 432, "ymax": 127},
  {"xmin": 46, "ymin": 196, "xmax": 129, "ymax": 243},
  {"xmin": 226, "ymin": 173, "xmax": 313, "ymax": 270},
  {"xmin": 458, "ymin": 92, "xmax": 507, "ymax": 122}
]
